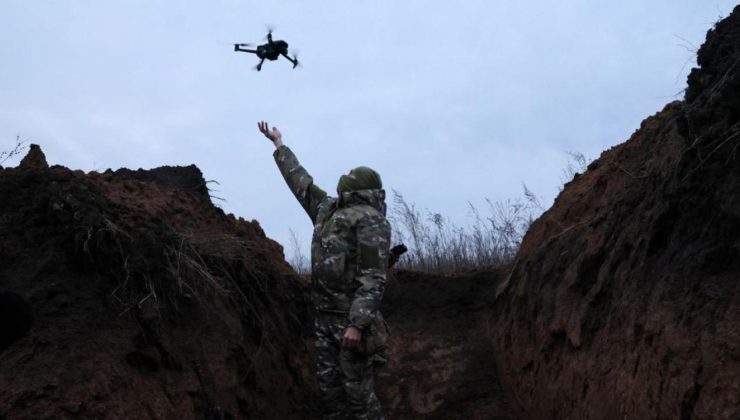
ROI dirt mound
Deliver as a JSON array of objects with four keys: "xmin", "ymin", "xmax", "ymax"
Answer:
[
  {"xmin": 0, "ymin": 151, "xmax": 316, "ymax": 419},
  {"xmin": 491, "ymin": 6, "xmax": 740, "ymax": 419}
]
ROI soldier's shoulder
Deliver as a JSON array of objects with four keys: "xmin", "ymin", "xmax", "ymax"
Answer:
[
  {"xmin": 353, "ymin": 206, "xmax": 390, "ymax": 228},
  {"xmin": 316, "ymin": 196, "xmax": 338, "ymax": 217},
  {"xmin": 321, "ymin": 196, "xmax": 338, "ymax": 207}
]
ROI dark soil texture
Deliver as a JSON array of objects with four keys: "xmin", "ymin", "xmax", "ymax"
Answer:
[
  {"xmin": 378, "ymin": 270, "xmax": 513, "ymax": 420},
  {"xmin": 0, "ymin": 151, "xmax": 317, "ymax": 419}
]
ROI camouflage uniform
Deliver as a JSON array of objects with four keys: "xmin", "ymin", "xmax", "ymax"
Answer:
[{"xmin": 274, "ymin": 146, "xmax": 390, "ymax": 420}]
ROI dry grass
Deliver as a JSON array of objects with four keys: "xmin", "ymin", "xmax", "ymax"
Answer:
[
  {"xmin": 0, "ymin": 136, "xmax": 26, "ymax": 166},
  {"xmin": 287, "ymin": 228, "xmax": 310, "ymax": 275},
  {"xmin": 285, "ymin": 191, "xmax": 542, "ymax": 274},
  {"xmin": 388, "ymin": 188, "xmax": 542, "ymax": 272},
  {"xmin": 285, "ymin": 152, "xmax": 592, "ymax": 274}
]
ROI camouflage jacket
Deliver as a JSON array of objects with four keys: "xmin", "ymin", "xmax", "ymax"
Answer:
[{"xmin": 274, "ymin": 146, "xmax": 391, "ymax": 330}]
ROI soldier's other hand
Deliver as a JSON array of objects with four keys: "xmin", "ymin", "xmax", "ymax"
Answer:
[
  {"xmin": 257, "ymin": 121, "xmax": 283, "ymax": 148},
  {"xmin": 341, "ymin": 326, "xmax": 362, "ymax": 350}
]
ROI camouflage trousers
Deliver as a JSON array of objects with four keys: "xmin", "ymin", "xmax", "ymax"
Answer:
[{"xmin": 314, "ymin": 312, "xmax": 386, "ymax": 420}]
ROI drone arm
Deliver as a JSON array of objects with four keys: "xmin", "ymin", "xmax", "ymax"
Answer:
[
  {"xmin": 234, "ymin": 46, "xmax": 258, "ymax": 54},
  {"xmin": 281, "ymin": 53, "xmax": 299, "ymax": 68}
]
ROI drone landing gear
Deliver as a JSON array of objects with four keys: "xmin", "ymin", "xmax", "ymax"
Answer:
[{"xmin": 255, "ymin": 58, "xmax": 265, "ymax": 71}]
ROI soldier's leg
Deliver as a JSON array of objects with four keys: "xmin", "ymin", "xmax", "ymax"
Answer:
[
  {"xmin": 340, "ymin": 348, "xmax": 384, "ymax": 420},
  {"xmin": 314, "ymin": 314, "xmax": 347, "ymax": 419}
]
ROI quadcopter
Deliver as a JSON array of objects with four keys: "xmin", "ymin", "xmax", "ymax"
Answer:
[{"xmin": 234, "ymin": 30, "xmax": 299, "ymax": 71}]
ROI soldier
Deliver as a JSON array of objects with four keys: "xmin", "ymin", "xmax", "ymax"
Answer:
[{"xmin": 257, "ymin": 121, "xmax": 390, "ymax": 420}]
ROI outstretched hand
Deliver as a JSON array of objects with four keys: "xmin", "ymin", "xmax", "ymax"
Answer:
[{"xmin": 257, "ymin": 121, "xmax": 283, "ymax": 148}]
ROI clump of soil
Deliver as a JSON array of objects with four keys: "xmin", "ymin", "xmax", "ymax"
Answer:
[
  {"xmin": 491, "ymin": 6, "xmax": 740, "ymax": 419},
  {"xmin": 0, "ymin": 149, "xmax": 316, "ymax": 419}
]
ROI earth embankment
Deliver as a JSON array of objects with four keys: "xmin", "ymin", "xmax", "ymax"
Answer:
[
  {"xmin": 490, "ymin": 6, "xmax": 740, "ymax": 419},
  {"xmin": 0, "ymin": 151, "xmax": 316, "ymax": 419}
]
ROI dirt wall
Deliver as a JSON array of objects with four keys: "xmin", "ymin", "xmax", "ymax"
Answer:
[
  {"xmin": 0, "ymin": 153, "xmax": 316, "ymax": 419},
  {"xmin": 490, "ymin": 7, "xmax": 740, "ymax": 419}
]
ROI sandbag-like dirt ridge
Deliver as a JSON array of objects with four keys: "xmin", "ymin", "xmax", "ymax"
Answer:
[
  {"xmin": 0, "ymin": 150, "xmax": 317, "ymax": 419},
  {"xmin": 491, "ymin": 6, "xmax": 740, "ymax": 420}
]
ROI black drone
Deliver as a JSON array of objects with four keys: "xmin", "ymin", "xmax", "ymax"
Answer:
[{"xmin": 234, "ymin": 30, "xmax": 299, "ymax": 71}]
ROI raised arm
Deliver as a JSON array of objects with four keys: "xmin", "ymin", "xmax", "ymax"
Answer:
[{"xmin": 258, "ymin": 121, "xmax": 327, "ymax": 223}]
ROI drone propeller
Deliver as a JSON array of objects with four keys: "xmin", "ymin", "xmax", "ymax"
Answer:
[
  {"xmin": 234, "ymin": 42, "xmax": 254, "ymax": 52},
  {"xmin": 265, "ymin": 25, "xmax": 275, "ymax": 40}
]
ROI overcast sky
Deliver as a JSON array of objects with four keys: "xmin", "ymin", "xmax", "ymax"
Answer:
[{"xmin": 1, "ymin": 1, "xmax": 736, "ymax": 258}]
